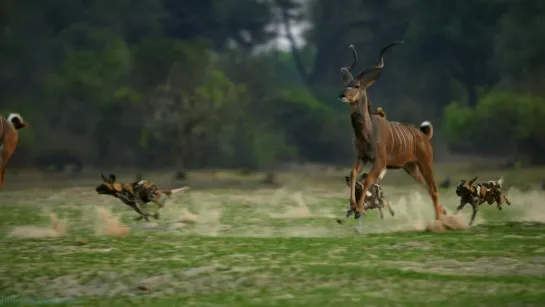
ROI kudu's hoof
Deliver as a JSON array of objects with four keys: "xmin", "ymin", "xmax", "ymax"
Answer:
[
  {"xmin": 336, "ymin": 218, "xmax": 345, "ymax": 224},
  {"xmin": 354, "ymin": 212, "xmax": 362, "ymax": 219}
]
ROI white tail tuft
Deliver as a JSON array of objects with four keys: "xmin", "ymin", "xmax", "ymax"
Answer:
[
  {"xmin": 377, "ymin": 169, "xmax": 387, "ymax": 182},
  {"xmin": 170, "ymin": 186, "xmax": 190, "ymax": 194},
  {"xmin": 497, "ymin": 177, "xmax": 504, "ymax": 186},
  {"xmin": 419, "ymin": 120, "xmax": 434, "ymax": 139},
  {"xmin": 7, "ymin": 113, "xmax": 24, "ymax": 127}
]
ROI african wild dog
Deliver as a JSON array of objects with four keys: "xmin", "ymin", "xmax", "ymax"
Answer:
[
  {"xmin": 0, "ymin": 113, "xmax": 28, "ymax": 189},
  {"xmin": 95, "ymin": 173, "xmax": 190, "ymax": 221},
  {"xmin": 455, "ymin": 176, "xmax": 511, "ymax": 226},
  {"xmin": 337, "ymin": 169, "xmax": 393, "ymax": 224}
]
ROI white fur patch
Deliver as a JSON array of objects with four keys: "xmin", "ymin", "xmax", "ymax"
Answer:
[
  {"xmin": 366, "ymin": 191, "xmax": 372, "ymax": 197},
  {"xmin": 137, "ymin": 180, "xmax": 147, "ymax": 186},
  {"xmin": 378, "ymin": 169, "xmax": 387, "ymax": 181},
  {"xmin": 7, "ymin": 113, "xmax": 23, "ymax": 126},
  {"xmin": 420, "ymin": 121, "xmax": 431, "ymax": 128}
]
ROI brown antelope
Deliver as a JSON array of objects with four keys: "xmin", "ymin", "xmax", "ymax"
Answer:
[
  {"xmin": 338, "ymin": 42, "xmax": 446, "ymax": 222},
  {"xmin": 0, "ymin": 113, "xmax": 28, "ymax": 188}
]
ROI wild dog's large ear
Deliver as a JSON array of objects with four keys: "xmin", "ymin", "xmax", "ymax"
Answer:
[
  {"xmin": 101, "ymin": 174, "xmax": 108, "ymax": 182},
  {"xmin": 108, "ymin": 174, "xmax": 116, "ymax": 183},
  {"xmin": 345, "ymin": 176, "xmax": 351, "ymax": 186},
  {"xmin": 469, "ymin": 176, "xmax": 478, "ymax": 185}
]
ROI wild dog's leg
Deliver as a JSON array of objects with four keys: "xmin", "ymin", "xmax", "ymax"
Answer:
[
  {"xmin": 404, "ymin": 163, "xmax": 447, "ymax": 215},
  {"xmin": 455, "ymin": 199, "xmax": 468, "ymax": 214},
  {"xmin": 417, "ymin": 161, "xmax": 443, "ymax": 221},
  {"xmin": 349, "ymin": 159, "xmax": 362, "ymax": 212},
  {"xmin": 503, "ymin": 195, "xmax": 511, "ymax": 206},
  {"xmin": 383, "ymin": 199, "xmax": 395, "ymax": 216},
  {"xmin": 133, "ymin": 202, "xmax": 150, "ymax": 222},
  {"xmin": 469, "ymin": 203, "xmax": 479, "ymax": 226},
  {"xmin": 377, "ymin": 205, "xmax": 384, "ymax": 219},
  {"xmin": 130, "ymin": 204, "xmax": 149, "ymax": 222},
  {"xmin": 355, "ymin": 163, "xmax": 386, "ymax": 219}
]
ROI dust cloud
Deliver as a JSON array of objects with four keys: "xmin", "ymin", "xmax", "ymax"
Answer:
[{"xmin": 8, "ymin": 212, "xmax": 68, "ymax": 239}]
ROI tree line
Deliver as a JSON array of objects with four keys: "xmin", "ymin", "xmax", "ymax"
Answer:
[{"xmin": 1, "ymin": 0, "xmax": 544, "ymax": 171}]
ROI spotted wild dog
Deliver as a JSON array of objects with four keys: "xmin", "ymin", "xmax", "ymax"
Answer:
[
  {"xmin": 337, "ymin": 169, "xmax": 394, "ymax": 224},
  {"xmin": 95, "ymin": 173, "xmax": 190, "ymax": 221},
  {"xmin": 455, "ymin": 176, "xmax": 511, "ymax": 226},
  {"xmin": 0, "ymin": 113, "xmax": 28, "ymax": 189}
]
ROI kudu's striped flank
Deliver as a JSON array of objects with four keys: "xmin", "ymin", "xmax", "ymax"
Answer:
[{"xmin": 338, "ymin": 42, "xmax": 446, "ymax": 221}]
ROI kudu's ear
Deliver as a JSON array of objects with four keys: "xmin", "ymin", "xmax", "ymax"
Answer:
[
  {"xmin": 469, "ymin": 176, "xmax": 478, "ymax": 185},
  {"xmin": 355, "ymin": 41, "xmax": 404, "ymax": 88}
]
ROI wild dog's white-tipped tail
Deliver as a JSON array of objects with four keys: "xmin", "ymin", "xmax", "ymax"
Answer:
[
  {"xmin": 419, "ymin": 120, "xmax": 433, "ymax": 139},
  {"xmin": 7, "ymin": 113, "xmax": 27, "ymax": 129},
  {"xmin": 497, "ymin": 177, "xmax": 504, "ymax": 186},
  {"xmin": 170, "ymin": 186, "xmax": 190, "ymax": 194}
]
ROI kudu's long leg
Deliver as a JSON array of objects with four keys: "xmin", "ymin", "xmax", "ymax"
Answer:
[
  {"xmin": 355, "ymin": 163, "xmax": 386, "ymax": 218},
  {"xmin": 349, "ymin": 159, "xmax": 362, "ymax": 211},
  {"xmin": 404, "ymin": 163, "xmax": 447, "ymax": 215},
  {"xmin": 0, "ymin": 147, "xmax": 15, "ymax": 189},
  {"xmin": 417, "ymin": 161, "xmax": 443, "ymax": 221}
]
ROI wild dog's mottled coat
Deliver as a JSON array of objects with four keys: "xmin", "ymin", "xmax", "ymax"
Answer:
[
  {"xmin": 95, "ymin": 174, "xmax": 189, "ymax": 221},
  {"xmin": 337, "ymin": 169, "xmax": 394, "ymax": 225},
  {"xmin": 455, "ymin": 176, "xmax": 511, "ymax": 226},
  {"xmin": 344, "ymin": 171, "xmax": 394, "ymax": 220}
]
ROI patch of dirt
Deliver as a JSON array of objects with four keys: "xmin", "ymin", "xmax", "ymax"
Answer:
[
  {"xmin": 268, "ymin": 192, "xmax": 313, "ymax": 219},
  {"xmin": 424, "ymin": 213, "xmax": 470, "ymax": 232},
  {"xmin": 178, "ymin": 208, "xmax": 199, "ymax": 223},
  {"xmin": 7, "ymin": 212, "xmax": 67, "ymax": 239},
  {"xmin": 506, "ymin": 188, "xmax": 545, "ymax": 223},
  {"xmin": 94, "ymin": 207, "xmax": 130, "ymax": 238}
]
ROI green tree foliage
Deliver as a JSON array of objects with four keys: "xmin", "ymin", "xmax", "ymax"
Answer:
[
  {"xmin": 1, "ymin": 0, "xmax": 544, "ymax": 169},
  {"xmin": 444, "ymin": 91, "xmax": 545, "ymax": 163}
]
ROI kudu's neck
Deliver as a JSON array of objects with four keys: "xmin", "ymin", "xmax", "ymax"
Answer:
[{"xmin": 350, "ymin": 90, "xmax": 373, "ymax": 137}]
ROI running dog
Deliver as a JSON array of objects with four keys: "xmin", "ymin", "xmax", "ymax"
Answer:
[
  {"xmin": 95, "ymin": 173, "xmax": 190, "ymax": 221},
  {"xmin": 455, "ymin": 176, "xmax": 511, "ymax": 226},
  {"xmin": 0, "ymin": 113, "xmax": 28, "ymax": 189},
  {"xmin": 336, "ymin": 169, "xmax": 393, "ymax": 224}
]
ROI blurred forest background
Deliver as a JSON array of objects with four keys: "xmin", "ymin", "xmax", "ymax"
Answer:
[{"xmin": 2, "ymin": 0, "xmax": 545, "ymax": 173}]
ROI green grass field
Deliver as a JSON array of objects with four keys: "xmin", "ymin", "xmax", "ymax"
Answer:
[{"xmin": 1, "ymin": 167, "xmax": 545, "ymax": 306}]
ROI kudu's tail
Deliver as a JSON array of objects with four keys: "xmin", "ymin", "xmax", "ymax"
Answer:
[{"xmin": 419, "ymin": 121, "xmax": 433, "ymax": 140}]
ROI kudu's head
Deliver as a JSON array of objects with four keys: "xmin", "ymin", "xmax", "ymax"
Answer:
[{"xmin": 338, "ymin": 41, "xmax": 404, "ymax": 104}]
